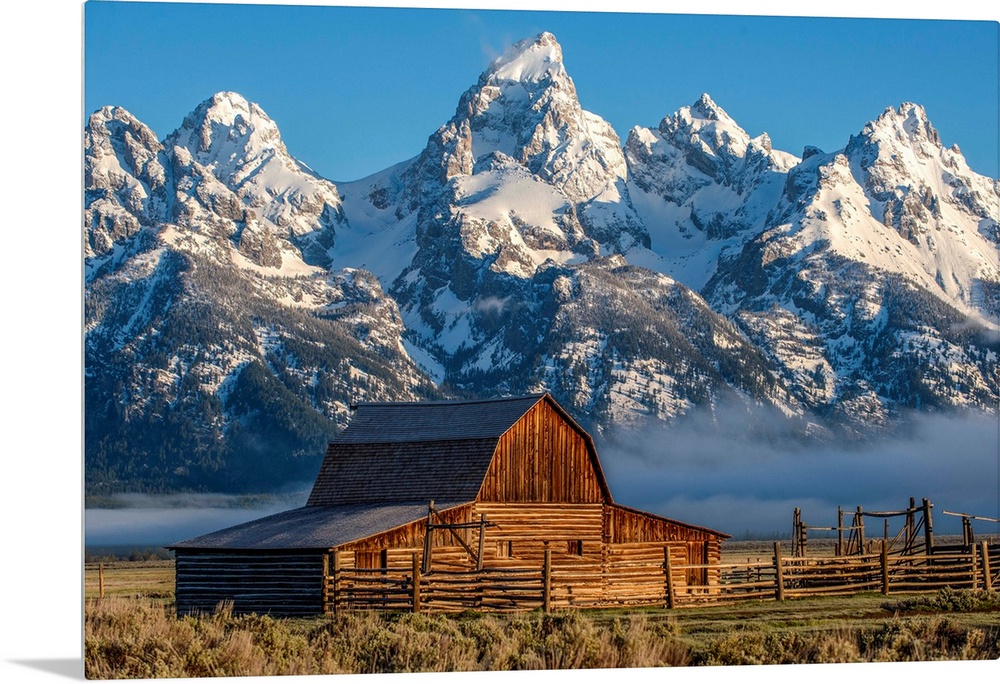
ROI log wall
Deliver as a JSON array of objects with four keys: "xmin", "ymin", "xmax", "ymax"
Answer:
[
  {"xmin": 474, "ymin": 502, "xmax": 606, "ymax": 606},
  {"xmin": 174, "ymin": 551, "xmax": 325, "ymax": 616}
]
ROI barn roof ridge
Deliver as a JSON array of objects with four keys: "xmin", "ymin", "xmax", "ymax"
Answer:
[{"xmin": 354, "ymin": 393, "xmax": 547, "ymax": 408}]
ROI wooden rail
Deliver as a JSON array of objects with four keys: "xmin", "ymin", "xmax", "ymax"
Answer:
[{"xmin": 319, "ymin": 543, "xmax": 997, "ymax": 614}]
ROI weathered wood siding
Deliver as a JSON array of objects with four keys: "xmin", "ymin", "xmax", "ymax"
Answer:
[
  {"xmin": 604, "ymin": 504, "xmax": 723, "ymax": 594},
  {"xmin": 174, "ymin": 551, "xmax": 325, "ymax": 616},
  {"xmin": 338, "ymin": 504, "xmax": 478, "ymax": 571},
  {"xmin": 479, "ymin": 399, "xmax": 604, "ymax": 503},
  {"xmin": 475, "ymin": 502, "xmax": 605, "ymax": 565},
  {"xmin": 606, "ymin": 503, "xmax": 718, "ymax": 544}
]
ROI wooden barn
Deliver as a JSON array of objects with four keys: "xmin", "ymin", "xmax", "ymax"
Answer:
[{"xmin": 170, "ymin": 394, "xmax": 728, "ymax": 615}]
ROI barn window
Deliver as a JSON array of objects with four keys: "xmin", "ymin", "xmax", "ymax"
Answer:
[
  {"xmin": 496, "ymin": 540, "xmax": 513, "ymax": 557},
  {"xmin": 355, "ymin": 550, "xmax": 387, "ymax": 569},
  {"xmin": 567, "ymin": 540, "xmax": 583, "ymax": 555}
]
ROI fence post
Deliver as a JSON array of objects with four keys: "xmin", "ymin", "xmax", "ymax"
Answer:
[
  {"xmin": 981, "ymin": 541, "xmax": 993, "ymax": 592},
  {"xmin": 837, "ymin": 506, "xmax": 844, "ymax": 556},
  {"xmin": 880, "ymin": 540, "xmax": 889, "ymax": 595},
  {"xmin": 906, "ymin": 497, "xmax": 915, "ymax": 554},
  {"xmin": 971, "ymin": 545, "xmax": 979, "ymax": 590},
  {"xmin": 99, "ymin": 562, "xmax": 105, "ymax": 599},
  {"xmin": 331, "ymin": 550, "xmax": 341, "ymax": 615},
  {"xmin": 322, "ymin": 554, "xmax": 330, "ymax": 613},
  {"xmin": 663, "ymin": 546, "xmax": 676, "ymax": 609},
  {"xmin": 922, "ymin": 498, "xmax": 934, "ymax": 555},
  {"xmin": 856, "ymin": 506, "xmax": 865, "ymax": 554},
  {"xmin": 773, "ymin": 542, "xmax": 785, "ymax": 601},
  {"xmin": 543, "ymin": 545, "xmax": 552, "ymax": 613},
  {"xmin": 411, "ymin": 553, "xmax": 421, "ymax": 613},
  {"xmin": 422, "ymin": 501, "xmax": 434, "ymax": 574},
  {"xmin": 792, "ymin": 508, "xmax": 800, "ymax": 557}
]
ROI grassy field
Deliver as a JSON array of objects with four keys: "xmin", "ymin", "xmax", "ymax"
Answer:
[{"xmin": 83, "ymin": 559, "xmax": 1000, "ymax": 678}]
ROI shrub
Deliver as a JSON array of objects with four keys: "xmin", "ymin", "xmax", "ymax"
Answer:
[{"xmin": 882, "ymin": 588, "xmax": 1000, "ymax": 614}]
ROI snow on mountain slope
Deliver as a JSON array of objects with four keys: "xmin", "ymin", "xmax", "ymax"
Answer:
[
  {"xmin": 709, "ymin": 103, "xmax": 1000, "ymax": 323},
  {"xmin": 625, "ymin": 94, "xmax": 797, "ymax": 290},
  {"xmin": 84, "ymin": 99, "xmax": 442, "ymax": 494},
  {"xmin": 84, "ymin": 32, "xmax": 1000, "ymax": 495},
  {"xmin": 844, "ymin": 103, "xmax": 999, "ymax": 318},
  {"xmin": 333, "ymin": 160, "xmax": 421, "ymax": 284},
  {"xmin": 382, "ymin": 32, "xmax": 647, "ymax": 281}
]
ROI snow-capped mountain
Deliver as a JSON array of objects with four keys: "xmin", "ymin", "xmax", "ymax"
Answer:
[
  {"xmin": 330, "ymin": 32, "xmax": 793, "ymax": 432},
  {"xmin": 84, "ymin": 32, "xmax": 999, "ymax": 494},
  {"xmin": 84, "ymin": 98, "xmax": 439, "ymax": 494},
  {"xmin": 85, "ymin": 106, "xmax": 169, "ymax": 259},
  {"xmin": 698, "ymin": 103, "xmax": 999, "ymax": 426},
  {"xmin": 341, "ymin": 32, "xmax": 647, "ymax": 283},
  {"xmin": 164, "ymin": 92, "xmax": 346, "ymax": 268}
]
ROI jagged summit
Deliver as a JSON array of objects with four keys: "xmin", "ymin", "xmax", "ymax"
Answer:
[
  {"xmin": 443, "ymin": 30, "xmax": 611, "ymax": 201},
  {"xmin": 84, "ymin": 105, "xmax": 168, "ymax": 258},
  {"xmin": 487, "ymin": 31, "xmax": 567, "ymax": 84},
  {"xmin": 167, "ymin": 91, "xmax": 286, "ymax": 179},
  {"xmin": 864, "ymin": 102, "xmax": 941, "ymax": 147},
  {"xmin": 690, "ymin": 93, "xmax": 724, "ymax": 120},
  {"xmin": 660, "ymin": 94, "xmax": 756, "ymax": 169}
]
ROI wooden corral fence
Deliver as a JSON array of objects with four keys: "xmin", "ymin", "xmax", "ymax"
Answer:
[
  {"xmin": 320, "ymin": 539, "xmax": 998, "ymax": 614},
  {"xmin": 697, "ymin": 540, "xmax": 997, "ymax": 606},
  {"xmin": 791, "ymin": 498, "xmax": 1000, "ymax": 560}
]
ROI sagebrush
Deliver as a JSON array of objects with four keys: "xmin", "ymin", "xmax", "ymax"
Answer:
[{"xmin": 85, "ymin": 593, "xmax": 1000, "ymax": 679}]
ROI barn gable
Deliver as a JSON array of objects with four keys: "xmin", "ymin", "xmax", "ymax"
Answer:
[{"xmin": 479, "ymin": 394, "xmax": 611, "ymax": 503}]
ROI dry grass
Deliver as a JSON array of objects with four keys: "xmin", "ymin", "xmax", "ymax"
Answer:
[
  {"xmin": 83, "ymin": 559, "xmax": 1000, "ymax": 678},
  {"xmin": 84, "ymin": 598, "xmax": 692, "ymax": 678},
  {"xmin": 84, "ymin": 561, "xmax": 174, "ymax": 602}
]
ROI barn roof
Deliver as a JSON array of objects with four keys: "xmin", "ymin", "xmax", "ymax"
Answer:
[
  {"xmin": 306, "ymin": 438, "xmax": 498, "ymax": 506},
  {"xmin": 169, "ymin": 502, "xmax": 469, "ymax": 551},
  {"xmin": 307, "ymin": 394, "xmax": 589, "ymax": 506},
  {"xmin": 333, "ymin": 394, "xmax": 547, "ymax": 443}
]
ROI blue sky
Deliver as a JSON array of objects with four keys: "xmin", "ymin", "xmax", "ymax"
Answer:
[{"xmin": 84, "ymin": 1, "xmax": 1000, "ymax": 181}]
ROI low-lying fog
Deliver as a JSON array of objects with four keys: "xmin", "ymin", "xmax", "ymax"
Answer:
[
  {"xmin": 85, "ymin": 491, "xmax": 310, "ymax": 548},
  {"xmin": 85, "ymin": 412, "xmax": 999, "ymax": 548},
  {"xmin": 600, "ymin": 410, "xmax": 1000, "ymax": 539}
]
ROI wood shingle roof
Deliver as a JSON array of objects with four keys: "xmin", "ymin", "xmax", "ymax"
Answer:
[
  {"xmin": 169, "ymin": 502, "xmax": 468, "ymax": 551},
  {"xmin": 306, "ymin": 395, "xmax": 549, "ymax": 507}
]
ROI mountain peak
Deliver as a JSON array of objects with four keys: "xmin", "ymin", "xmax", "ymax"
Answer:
[
  {"xmin": 487, "ymin": 31, "xmax": 567, "ymax": 84},
  {"xmin": 863, "ymin": 102, "xmax": 941, "ymax": 148},
  {"xmin": 658, "ymin": 93, "xmax": 752, "ymax": 165},
  {"xmin": 692, "ymin": 93, "xmax": 723, "ymax": 120},
  {"xmin": 168, "ymin": 91, "xmax": 285, "ymax": 166},
  {"xmin": 189, "ymin": 91, "xmax": 275, "ymax": 131}
]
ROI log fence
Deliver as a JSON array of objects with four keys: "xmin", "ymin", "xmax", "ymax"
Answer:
[{"xmin": 319, "ymin": 541, "xmax": 997, "ymax": 614}]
